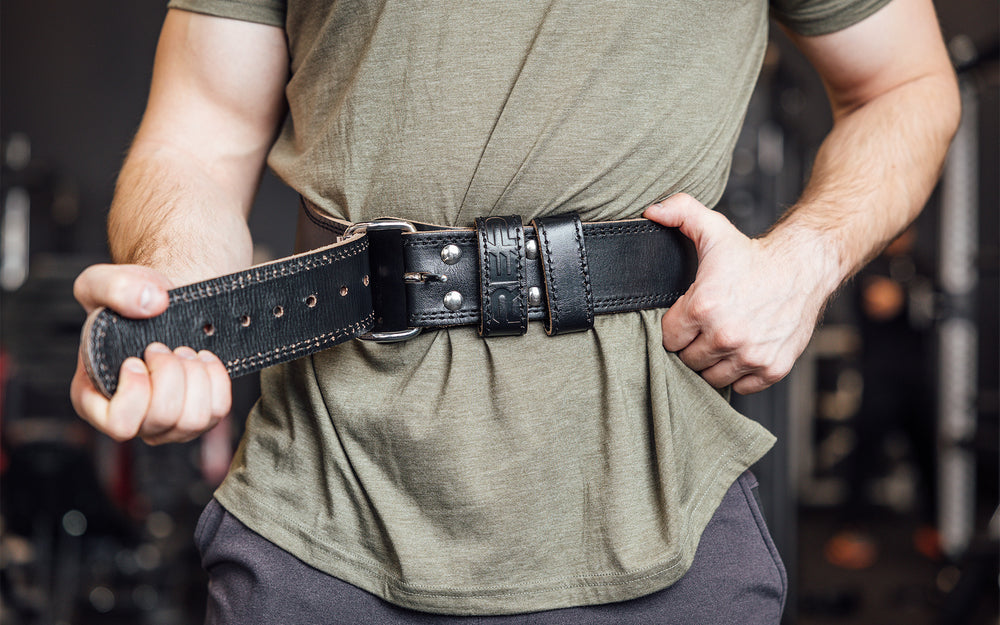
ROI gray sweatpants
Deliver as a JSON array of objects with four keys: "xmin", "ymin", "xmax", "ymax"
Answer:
[{"xmin": 195, "ymin": 471, "xmax": 786, "ymax": 624}]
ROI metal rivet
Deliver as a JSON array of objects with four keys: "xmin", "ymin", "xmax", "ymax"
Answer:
[
  {"xmin": 340, "ymin": 286, "xmax": 348, "ymax": 296},
  {"xmin": 443, "ymin": 291, "xmax": 463, "ymax": 311},
  {"xmin": 273, "ymin": 306, "xmax": 284, "ymax": 318},
  {"xmin": 525, "ymin": 239, "xmax": 539, "ymax": 260},
  {"xmin": 528, "ymin": 286, "xmax": 543, "ymax": 307},
  {"xmin": 240, "ymin": 314, "xmax": 251, "ymax": 327},
  {"xmin": 363, "ymin": 275, "xmax": 370, "ymax": 286},
  {"xmin": 202, "ymin": 323, "xmax": 215, "ymax": 336},
  {"xmin": 305, "ymin": 294, "xmax": 317, "ymax": 308},
  {"xmin": 441, "ymin": 244, "xmax": 462, "ymax": 265}
]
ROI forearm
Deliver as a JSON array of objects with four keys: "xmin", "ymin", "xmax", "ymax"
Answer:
[
  {"xmin": 107, "ymin": 9, "xmax": 288, "ymax": 287},
  {"xmin": 765, "ymin": 69, "xmax": 960, "ymax": 296},
  {"xmin": 108, "ymin": 138, "xmax": 256, "ymax": 287},
  {"xmin": 72, "ymin": 10, "xmax": 288, "ymax": 442}
]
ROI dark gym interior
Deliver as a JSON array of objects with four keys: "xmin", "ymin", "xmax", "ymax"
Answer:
[{"xmin": 1, "ymin": 2, "xmax": 997, "ymax": 623}]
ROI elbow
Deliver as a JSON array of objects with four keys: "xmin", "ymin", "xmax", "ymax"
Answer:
[
  {"xmin": 921, "ymin": 58, "xmax": 963, "ymax": 147},
  {"xmin": 941, "ymin": 72, "xmax": 963, "ymax": 145}
]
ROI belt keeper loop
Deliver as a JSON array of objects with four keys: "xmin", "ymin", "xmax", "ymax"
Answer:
[
  {"xmin": 475, "ymin": 215, "xmax": 528, "ymax": 337},
  {"xmin": 531, "ymin": 213, "xmax": 594, "ymax": 335}
]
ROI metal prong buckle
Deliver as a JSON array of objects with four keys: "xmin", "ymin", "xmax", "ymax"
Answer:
[
  {"xmin": 346, "ymin": 219, "xmax": 424, "ymax": 343},
  {"xmin": 404, "ymin": 271, "xmax": 447, "ymax": 284}
]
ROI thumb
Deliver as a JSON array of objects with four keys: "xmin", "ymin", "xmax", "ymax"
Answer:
[
  {"xmin": 644, "ymin": 193, "xmax": 732, "ymax": 254},
  {"xmin": 73, "ymin": 264, "xmax": 172, "ymax": 317}
]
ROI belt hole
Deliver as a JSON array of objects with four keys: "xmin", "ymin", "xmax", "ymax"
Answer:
[
  {"xmin": 340, "ymin": 286, "xmax": 348, "ymax": 296},
  {"xmin": 240, "ymin": 314, "xmax": 251, "ymax": 327},
  {"xmin": 273, "ymin": 305, "xmax": 284, "ymax": 318},
  {"xmin": 305, "ymin": 294, "xmax": 317, "ymax": 308},
  {"xmin": 202, "ymin": 323, "xmax": 215, "ymax": 336}
]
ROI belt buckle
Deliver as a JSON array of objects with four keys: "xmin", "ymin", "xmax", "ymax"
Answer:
[{"xmin": 344, "ymin": 219, "xmax": 424, "ymax": 343}]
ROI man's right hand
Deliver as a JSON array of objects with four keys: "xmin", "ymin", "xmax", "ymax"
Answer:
[{"xmin": 70, "ymin": 264, "xmax": 232, "ymax": 444}]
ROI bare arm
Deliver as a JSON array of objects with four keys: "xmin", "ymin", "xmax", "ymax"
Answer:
[
  {"xmin": 71, "ymin": 9, "xmax": 289, "ymax": 443},
  {"xmin": 644, "ymin": 0, "xmax": 960, "ymax": 394},
  {"xmin": 111, "ymin": 9, "xmax": 288, "ymax": 282}
]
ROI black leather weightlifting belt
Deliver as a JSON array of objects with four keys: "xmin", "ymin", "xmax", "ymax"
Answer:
[{"xmin": 83, "ymin": 198, "xmax": 696, "ymax": 397}]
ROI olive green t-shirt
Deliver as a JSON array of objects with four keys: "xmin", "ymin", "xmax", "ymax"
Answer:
[{"xmin": 169, "ymin": 0, "xmax": 891, "ymax": 614}]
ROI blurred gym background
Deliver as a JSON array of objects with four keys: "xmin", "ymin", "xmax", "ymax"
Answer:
[{"xmin": 1, "ymin": 2, "xmax": 996, "ymax": 623}]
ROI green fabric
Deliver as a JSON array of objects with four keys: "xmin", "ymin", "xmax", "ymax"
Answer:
[
  {"xmin": 169, "ymin": 0, "xmax": 283, "ymax": 27},
  {"xmin": 771, "ymin": 0, "xmax": 891, "ymax": 36},
  {"xmin": 165, "ymin": 0, "xmax": 888, "ymax": 615}
]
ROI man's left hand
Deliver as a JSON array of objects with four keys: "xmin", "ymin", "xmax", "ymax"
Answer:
[{"xmin": 644, "ymin": 193, "xmax": 833, "ymax": 395}]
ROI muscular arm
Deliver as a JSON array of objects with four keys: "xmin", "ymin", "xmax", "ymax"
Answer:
[
  {"xmin": 111, "ymin": 9, "xmax": 288, "ymax": 282},
  {"xmin": 644, "ymin": 0, "xmax": 959, "ymax": 394},
  {"xmin": 71, "ymin": 10, "xmax": 288, "ymax": 442}
]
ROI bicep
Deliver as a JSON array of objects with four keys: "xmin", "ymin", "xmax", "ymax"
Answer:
[
  {"xmin": 783, "ymin": 0, "xmax": 954, "ymax": 117},
  {"xmin": 136, "ymin": 9, "xmax": 289, "ymax": 205}
]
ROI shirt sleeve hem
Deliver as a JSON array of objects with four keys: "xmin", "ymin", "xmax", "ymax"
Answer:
[
  {"xmin": 771, "ymin": 0, "xmax": 893, "ymax": 37},
  {"xmin": 167, "ymin": 0, "xmax": 285, "ymax": 29}
]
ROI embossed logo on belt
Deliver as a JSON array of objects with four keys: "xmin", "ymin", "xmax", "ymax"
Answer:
[{"xmin": 476, "ymin": 215, "xmax": 528, "ymax": 337}]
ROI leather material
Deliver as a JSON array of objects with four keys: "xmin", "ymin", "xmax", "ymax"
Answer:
[
  {"xmin": 297, "ymin": 200, "xmax": 696, "ymax": 331},
  {"xmin": 82, "ymin": 235, "xmax": 374, "ymax": 398},
  {"xmin": 83, "ymin": 199, "xmax": 697, "ymax": 397},
  {"xmin": 475, "ymin": 216, "xmax": 528, "ymax": 337},
  {"xmin": 367, "ymin": 228, "xmax": 408, "ymax": 334},
  {"xmin": 532, "ymin": 214, "xmax": 594, "ymax": 335},
  {"xmin": 397, "ymin": 222, "xmax": 695, "ymax": 330}
]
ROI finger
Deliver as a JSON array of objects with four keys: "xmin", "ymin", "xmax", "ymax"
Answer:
[
  {"xmin": 732, "ymin": 374, "xmax": 774, "ymax": 396},
  {"xmin": 147, "ymin": 347, "xmax": 212, "ymax": 444},
  {"xmin": 106, "ymin": 358, "xmax": 153, "ymax": 440},
  {"xmin": 660, "ymin": 295, "xmax": 700, "ymax": 352},
  {"xmin": 140, "ymin": 343, "xmax": 186, "ymax": 439},
  {"xmin": 71, "ymin": 354, "xmax": 111, "ymax": 428},
  {"xmin": 73, "ymin": 264, "xmax": 171, "ymax": 316},
  {"xmin": 677, "ymin": 316, "xmax": 754, "ymax": 372},
  {"xmin": 699, "ymin": 359, "xmax": 748, "ymax": 390},
  {"xmin": 71, "ymin": 355, "xmax": 151, "ymax": 441},
  {"xmin": 643, "ymin": 193, "xmax": 731, "ymax": 252},
  {"xmin": 676, "ymin": 333, "xmax": 728, "ymax": 373},
  {"xmin": 198, "ymin": 350, "xmax": 233, "ymax": 419}
]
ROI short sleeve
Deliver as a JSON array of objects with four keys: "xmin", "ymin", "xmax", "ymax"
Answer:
[
  {"xmin": 770, "ymin": 0, "xmax": 893, "ymax": 36},
  {"xmin": 167, "ymin": 0, "xmax": 286, "ymax": 28}
]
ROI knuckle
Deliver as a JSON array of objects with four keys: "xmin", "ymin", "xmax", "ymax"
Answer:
[
  {"xmin": 688, "ymin": 296, "xmax": 718, "ymax": 323},
  {"xmin": 214, "ymin": 394, "xmax": 233, "ymax": 419},
  {"xmin": 734, "ymin": 379, "xmax": 764, "ymax": 396},
  {"xmin": 106, "ymin": 422, "xmax": 140, "ymax": 443},
  {"xmin": 173, "ymin": 416, "xmax": 210, "ymax": 442},
  {"xmin": 72, "ymin": 274, "xmax": 89, "ymax": 303},
  {"xmin": 145, "ymin": 399, "xmax": 182, "ymax": 431},
  {"xmin": 770, "ymin": 356, "xmax": 795, "ymax": 381},
  {"xmin": 73, "ymin": 264, "xmax": 103, "ymax": 290},
  {"xmin": 702, "ymin": 371, "xmax": 728, "ymax": 388},
  {"xmin": 738, "ymin": 346, "xmax": 767, "ymax": 369},
  {"xmin": 760, "ymin": 363, "xmax": 788, "ymax": 386},
  {"xmin": 142, "ymin": 415, "xmax": 174, "ymax": 435},
  {"xmin": 712, "ymin": 328, "xmax": 744, "ymax": 352},
  {"xmin": 107, "ymin": 272, "xmax": 136, "ymax": 303},
  {"xmin": 141, "ymin": 434, "xmax": 169, "ymax": 446}
]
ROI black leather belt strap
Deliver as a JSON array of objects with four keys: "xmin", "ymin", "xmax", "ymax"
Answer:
[
  {"xmin": 82, "ymin": 234, "xmax": 374, "ymax": 397},
  {"xmin": 82, "ymin": 198, "xmax": 696, "ymax": 397}
]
